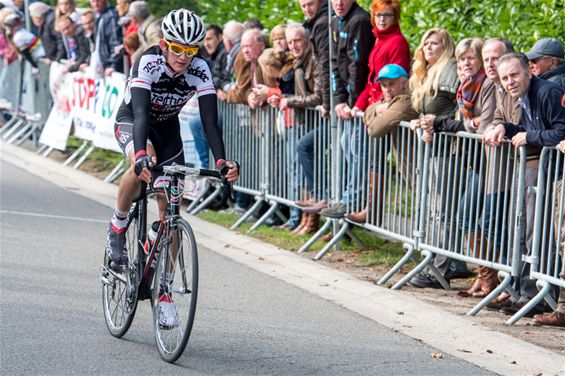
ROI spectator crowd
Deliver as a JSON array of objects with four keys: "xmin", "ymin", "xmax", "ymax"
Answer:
[{"xmin": 0, "ymin": 0, "xmax": 563, "ymax": 328}]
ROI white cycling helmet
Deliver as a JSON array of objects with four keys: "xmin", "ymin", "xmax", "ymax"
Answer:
[{"xmin": 161, "ymin": 9, "xmax": 205, "ymax": 46}]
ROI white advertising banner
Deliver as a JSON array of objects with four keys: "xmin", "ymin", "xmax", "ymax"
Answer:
[{"xmin": 39, "ymin": 63, "xmax": 125, "ymax": 152}]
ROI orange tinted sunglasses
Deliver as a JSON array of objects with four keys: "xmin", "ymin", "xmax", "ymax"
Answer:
[{"xmin": 164, "ymin": 40, "xmax": 199, "ymax": 57}]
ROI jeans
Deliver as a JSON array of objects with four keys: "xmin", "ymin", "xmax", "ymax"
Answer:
[
  {"xmin": 286, "ymin": 127, "xmax": 301, "ymax": 226},
  {"xmin": 340, "ymin": 119, "xmax": 367, "ymax": 206},
  {"xmin": 458, "ymin": 171, "xmax": 508, "ymax": 253},
  {"xmin": 297, "ymin": 127, "xmax": 317, "ymax": 194},
  {"xmin": 187, "ymin": 114, "xmax": 210, "ymax": 168}
]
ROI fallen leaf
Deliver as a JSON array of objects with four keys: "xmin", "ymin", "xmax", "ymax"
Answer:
[
  {"xmin": 510, "ymin": 361, "xmax": 517, "ymax": 365},
  {"xmin": 397, "ymin": 311, "xmax": 405, "ymax": 315},
  {"xmin": 258, "ymin": 257, "xmax": 264, "ymax": 261},
  {"xmin": 457, "ymin": 349, "xmax": 472, "ymax": 353},
  {"xmin": 486, "ymin": 350, "xmax": 493, "ymax": 354},
  {"xmin": 533, "ymin": 372, "xmax": 542, "ymax": 376},
  {"xmin": 430, "ymin": 352, "xmax": 443, "ymax": 359}
]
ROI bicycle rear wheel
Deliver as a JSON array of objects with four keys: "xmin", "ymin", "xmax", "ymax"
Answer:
[
  {"xmin": 101, "ymin": 205, "xmax": 140, "ymax": 338},
  {"xmin": 152, "ymin": 218, "xmax": 198, "ymax": 363}
]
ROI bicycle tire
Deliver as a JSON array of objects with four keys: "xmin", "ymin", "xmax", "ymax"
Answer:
[
  {"xmin": 101, "ymin": 204, "xmax": 140, "ymax": 338},
  {"xmin": 152, "ymin": 218, "xmax": 198, "ymax": 363}
]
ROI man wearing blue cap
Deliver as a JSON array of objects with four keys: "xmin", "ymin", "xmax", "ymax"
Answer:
[
  {"xmin": 525, "ymin": 37, "xmax": 565, "ymax": 90},
  {"xmin": 346, "ymin": 64, "xmax": 417, "ymax": 223}
]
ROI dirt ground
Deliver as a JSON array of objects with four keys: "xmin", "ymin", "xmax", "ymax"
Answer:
[{"xmin": 42, "ymin": 147, "xmax": 565, "ymax": 357}]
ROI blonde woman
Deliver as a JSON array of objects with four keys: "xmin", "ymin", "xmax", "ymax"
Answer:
[
  {"xmin": 54, "ymin": 0, "xmax": 79, "ymax": 32},
  {"xmin": 408, "ymin": 28, "xmax": 468, "ymax": 289}
]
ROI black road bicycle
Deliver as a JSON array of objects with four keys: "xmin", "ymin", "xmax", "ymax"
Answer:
[{"xmin": 100, "ymin": 163, "xmax": 232, "ymax": 363}]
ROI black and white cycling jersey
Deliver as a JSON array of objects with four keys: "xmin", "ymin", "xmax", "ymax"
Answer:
[
  {"xmin": 118, "ymin": 46, "xmax": 215, "ymax": 124},
  {"xmin": 114, "ymin": 45, "xmax": 225, "ymax": 163}
]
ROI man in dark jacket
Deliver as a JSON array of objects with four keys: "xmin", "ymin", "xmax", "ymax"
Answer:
[
  {"xmin": 320, "ymin": 0, "xmax": 373, "ymax": 218},
  {"xmin": 89, "ymin": 0, "xmax": 123, "ymax": 76},
  {"xmin": 204, "ymin": 24, "xmax": 229, "ymax": 90},
  {"xmin": 301, "ymin": 0, "xmax": 330, "ymax": 115},
  {"xmin": 526, "ymin": 38, "xmax": 565, "ymax": 90},
  {"xmin": 28, "ymin": 2, "xmax": 62, "ymax": 62},
  {"xmin": 486, "ymin": 52, "xmax": 565, "ymax": 317},
  {"xmin": 57, "ymin": 15, "xmax": 91, "ymax": 73}
]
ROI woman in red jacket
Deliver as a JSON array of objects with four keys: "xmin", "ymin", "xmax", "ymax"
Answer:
[{"xmin": 350, "ymin": 0, "xmax": 410, "ymax": 116}]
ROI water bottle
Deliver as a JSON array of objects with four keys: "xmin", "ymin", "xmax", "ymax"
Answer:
[{"xmin": 144, "ymin": 220, "xmax": 160, "ymax": 255}]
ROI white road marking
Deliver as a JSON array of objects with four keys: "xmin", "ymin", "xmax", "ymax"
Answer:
[{"xmin": 0, "ymin": 210, "xmax": 108, "ymax": 223}]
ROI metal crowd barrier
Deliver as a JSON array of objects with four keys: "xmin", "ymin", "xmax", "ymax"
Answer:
[
  {"xmin": 507, "ymin": 146, "xmax": 565, "ymax": 324},
  {"xmin": 0, "ymin": 59, "xmax": 51, "ymax": 147}
]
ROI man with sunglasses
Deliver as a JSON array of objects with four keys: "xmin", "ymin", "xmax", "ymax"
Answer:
[{"xmin": 107, "ymin": 9, "xmax": 239, "ymax": 327}]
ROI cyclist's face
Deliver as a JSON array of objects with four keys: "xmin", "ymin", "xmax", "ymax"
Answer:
[{"xmin": 160, "ymin": 40, "xmax": 193, "ymax": 74}]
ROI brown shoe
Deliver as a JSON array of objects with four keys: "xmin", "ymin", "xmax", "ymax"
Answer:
[
  {"xmin": 533, "ymin": 311, "xmax": 565, "ymax": 327},
  {"xmin": 457, "ymin": 277, "xmax": 481, "ymax": 297},
  {"xmin": 295, "ymin": 198, "xmax": 315, "ymax": 207},
  {"xmin": 319, "ymin": 232, "xmax": 333, "ymax": 242},
  {"xmin": 346, "ymin": 208, "xmax": 367, "ymax": 223},
  {"xmin": 472, "ymin": 267, "xmax": 498, "ymax": 298},
  {"xmin": 291, "ymin": 213, "xmax": 309, "ymax": 234},
  {"xmin": 297, "ymin": 214, "xmax": 319, "ymax": 235}
]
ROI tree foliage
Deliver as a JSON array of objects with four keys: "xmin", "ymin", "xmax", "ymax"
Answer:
[{"xmin": 67, "ymin": 0, "xmax": 562, "ymax": 52}]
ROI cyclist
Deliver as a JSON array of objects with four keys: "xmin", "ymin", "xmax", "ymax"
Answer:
[{"xmin": 106, "ymin": 8, "xmax": 239, "ymax": 327}]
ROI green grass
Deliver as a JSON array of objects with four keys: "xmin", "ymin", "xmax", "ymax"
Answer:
[
  {"xmin": 67, "ymin": 136, "xmax": 125, "ymax": 171},
  {"xmin": 196, "ymin": 209, "xmax": 414, "ymax": 269}
]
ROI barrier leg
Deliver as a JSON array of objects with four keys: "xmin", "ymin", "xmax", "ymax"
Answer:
[
  {"xmin": 297, "ymin": 219, "xmax": 332, "ymax": 253},
  {"xmin": 2, "ymin": 118, "xmax": 24, "ymax": 140},
  {"xmin": 0, "ymin": 117, "xmax": 19, "ymax": 136},
  {"xmin": 14, "ymin": 122, "xmax": 40, "ymax": 146},
  {"xmin": 248, "ymin": 201, "xmax": 279, "ymax": 233},
  {"xmin": 190, "ymin": 185, "xmax": 223, "ymax": 215},
  {"xmin": 505, "ymin": 280, "xmax": 552, "ymax": 326},
  {"xmin": 230, "ymin": 198, "xmax": 263, "ymax": 230},
  {"xmin": 7, "ymin": 122, "xmax": 31, "ymax": 144},
  {"xmin": 345, "ymin": 227, "xmax": 367, "ymax": 252},
  {"xmin": 104, "ymin": 160, "xmax": 125, "ymax": 183},
  {"xmin": 314, "ymin": 220, "xmax": 350, "ymax": 261},
  {"xmin": 467, "ymin": 271, "xmax": 515, "ymax": 316},
  {"xmin": 390, "ymin": 250, "xmax": 434, "ymax": 290},
  {"xmin": 36, "ymin": 144, "xmax": 48, "ymax": 154},
  {"xmin": 42, "ymin": 146, "xmax": 54, "ymax": 157},
  {"xmin": 378, "ymin": 243, "xmax": 416, "ymax": 285},
  {"xmin": 63, "ymin": 141, "xmax": 89, "ymax": 166},
  {"xmin": 73, "ymin": 145, "xmax": 95, "ymax": 169},
  {"xmin": 426, "ymin": 255, "xmax": 451, "ymax": 290}
]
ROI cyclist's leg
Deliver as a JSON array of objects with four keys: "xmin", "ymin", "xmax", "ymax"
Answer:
[{"xmin": 106, "ymin": 122, "xmax": 157, "ymax": 265}]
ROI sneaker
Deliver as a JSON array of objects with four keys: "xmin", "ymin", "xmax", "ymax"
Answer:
[
  {"xmin": 302, "ymin": 200, "xmax": 328, "ymax": 214},
  {"xmin": 234, "ymin": 205, "xmax": 247, "ymax": 216},
  {"xmin": 105, "ymin": 223, "xmax": 127, "ymax": 269},
  {"xmin": 158, "ymin": 295, "xmax": 180, "ymax": 328},
  {"xmin": 408, "ymin": 272, "xmax": 449, "ymax": 289},
  {"xmin": 320, "ymin": 203, "xmax": 347, "ymax": 218}
]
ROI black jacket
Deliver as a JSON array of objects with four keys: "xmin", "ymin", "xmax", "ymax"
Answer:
[
  {"xmin": 61, "ymin": 28, "xmax": 91, "ymax": 72},
  {"xmin": 330, "ymin": 2, "xmax": 374, "ymax": 108},
  {"xmin": 540, "ymin": 63, "xmax": 565, "ymax": 91},
  {"xmin": 94, "ymin": 5, "xmax": 123, "ymax": 72},
  {"xmin": 503, "ymin": 76, "xmax": 565, "ymax": 147},
  {"xmin": 210, "ymin": 43, "xmax": 230, "ymax": 90},
  {"xmin": 304, "ymin": 2, "xmax": 331, "ymax": 111},
  {"xmin": 38, "ymin": 9, "xmax": 62, "ymax": 60}
]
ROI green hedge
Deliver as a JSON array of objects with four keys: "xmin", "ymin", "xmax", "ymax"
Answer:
[{"xmin": 69, "ymin": 0, "xmax": 563, "ymax": 53}]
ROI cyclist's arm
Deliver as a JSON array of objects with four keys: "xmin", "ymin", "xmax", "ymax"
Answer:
[
  {"xmin": 131, "ymin": 86, "xmax": 152, "ymax": 157},
  {"xmin": 198, "ymin": 92, "xmax": 226, "ymax": 162}
]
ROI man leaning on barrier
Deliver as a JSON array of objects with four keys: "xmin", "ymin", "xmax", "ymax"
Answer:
[
  {"xmin": 484, "ymin": 52, "xmax": 565, "ymax": 317},
  {"xmin": 346, "ymin": 63, "xmax": 417, "ymax": 223}
]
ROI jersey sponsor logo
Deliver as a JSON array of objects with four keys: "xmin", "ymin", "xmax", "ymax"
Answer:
[
  {"xmin": 142, "ymin": 58, "xmax": 165, "ymax": 74},
  {"xmin": 150, "ymin": 92, "xmax": 192, "ymax": 107},
  {"xmin": 186, "ymin": 66, "xmax": 210, "ymax": 83}
]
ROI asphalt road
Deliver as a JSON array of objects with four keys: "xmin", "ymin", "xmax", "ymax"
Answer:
[{"xmin": 0, "ymin": 160, "xmax": 495, "ymax": 375}]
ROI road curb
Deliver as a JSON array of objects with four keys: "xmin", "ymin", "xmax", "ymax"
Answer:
[{"xmin": 2, "ymin": 140, "xmax": 562, "ymax": 376}]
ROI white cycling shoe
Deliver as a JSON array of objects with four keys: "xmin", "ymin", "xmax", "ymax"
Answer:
[{"xmin": 158, "ymin": 296, "xmax": 180, "ymax": 328}]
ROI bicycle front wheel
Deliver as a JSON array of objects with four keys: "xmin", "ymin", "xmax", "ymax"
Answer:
[
  {"xmin": 101, "ymin": 204, "xmax": 140, "ymax": 338},
  {"xmin": 152, "ymin": 218, "xmax": 198, "ymax": 363}
]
